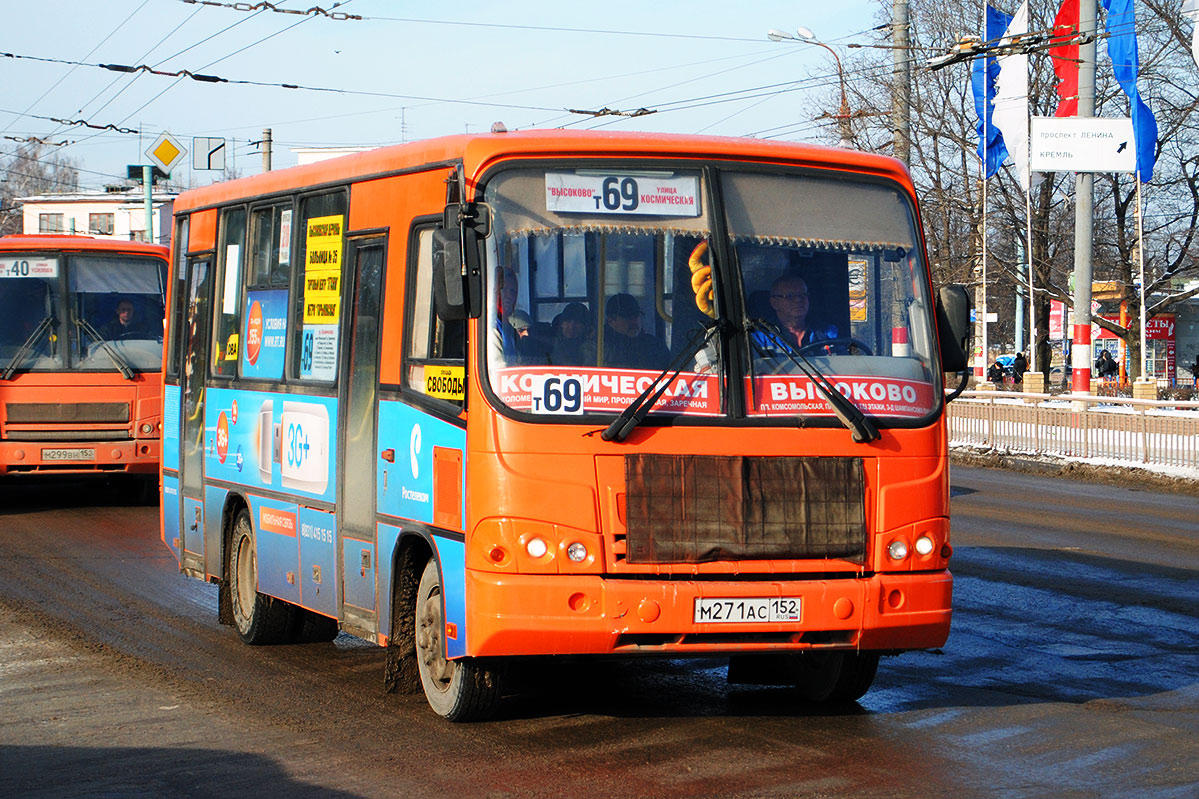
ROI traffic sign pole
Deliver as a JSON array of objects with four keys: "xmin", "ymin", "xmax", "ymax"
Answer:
[{"xmin": 144, "ymin": 166, "xmax": 153, "ymax": 244}]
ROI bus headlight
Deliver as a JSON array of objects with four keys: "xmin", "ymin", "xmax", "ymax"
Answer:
[
  {"xmin": 887, "ymin": 540, "xmax": 909, "ymax": 561},
  {"xmin": 525, "ymin": 537, "xmax": 548, "ymax": 558},
  {"xmin": 567, "ymin": 542, "xmax": 587, "ymax": 562},
  {"xmin": 140, "ymin": 423, "xmax": 154, "ymax": 434},
  {"xmin": 914, "ymin": 535, "xmax": 935, "ymax": 556}
]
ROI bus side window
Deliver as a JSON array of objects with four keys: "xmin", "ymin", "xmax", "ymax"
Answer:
[
  {"xmin": 166, "ymin": 215, "xmax": 189, "ymax": 379},
  {"xmin": 405, "ymin": 226, "xmax": 465, "ymax": 410},
  {"xmin": 291, "ymin": 191, "xmax": 348, "ymax": 383},
  {"xmin": 244, "ymin": 204, "xmax": 292, "ymax": 381},
  {"xmin": 211, "ymin": 206, "xmax": 246, "ymax": 378}
]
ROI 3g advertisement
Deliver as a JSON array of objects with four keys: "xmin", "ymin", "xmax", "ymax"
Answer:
[{"xmin": 204, "ymin": 386, "xmax": 339, "ymax": 503}]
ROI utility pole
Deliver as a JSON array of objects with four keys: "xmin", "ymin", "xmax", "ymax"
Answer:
[
  {"xmin": 1071, "ymin": 1, "xmax": 1097, "ymax": 394},
  {"xmin": 262, "ymin": 128, "xmax": 273, "ymax": 173},
  {"xmin": 892, "ymin": 0, "xmax": 911, "ymax": 166}
]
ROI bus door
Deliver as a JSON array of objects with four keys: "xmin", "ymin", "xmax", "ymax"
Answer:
[
  {"xmin": 337, "ymin": 238, "xmax": 384, "ymax": 636},
  {"xmin": 178, "ymin": 256, "xmax": 212, "ymax": 574}
]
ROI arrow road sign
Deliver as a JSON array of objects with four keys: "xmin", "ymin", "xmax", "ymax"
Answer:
[
  {"xmin": 1030, "ymin": 117, "xmax": 1136, "ymax": 174},
  {"xmin": 193, "ymin": 137, "xmax": 226, "ymax": 171}
]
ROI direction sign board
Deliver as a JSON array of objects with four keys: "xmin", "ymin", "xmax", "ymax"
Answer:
[
  {"xmin": 145, "ymin": 132, "xmax": 187, "ymax": 174},
  {"xmin": 193, "ymin": 137, "xmax": 226, "ymax": 171},
  {"xmin": 1030, "ymin": 117, "xmax": 1136, "ymax": 174}
]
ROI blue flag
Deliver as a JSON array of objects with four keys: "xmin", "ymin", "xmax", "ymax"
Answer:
[
  {"xmin": 1102, "ymin": 0, "xmax": 1158, "ymax": 181},
  {"xmin": 972, "ymin": 4, "xmax": 1013, "ymax": 178}
]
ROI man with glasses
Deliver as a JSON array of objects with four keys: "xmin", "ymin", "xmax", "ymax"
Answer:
[{"xmin": 765, "ymin": 274, "xmax": 837, "ymax": 352}]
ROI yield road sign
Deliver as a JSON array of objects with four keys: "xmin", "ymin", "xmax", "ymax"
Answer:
[{"xmin": 145, "ymin": 132, "xmax": 187, "ymax": 174}]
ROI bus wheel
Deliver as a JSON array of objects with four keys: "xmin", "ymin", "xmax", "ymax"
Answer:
[
  {"xmin": 228, "ymin": 508, "xmax": 294, "ymax": 645},
  {"xmin": 415, "ymin": 559, "xmax": 501, "ymax": 721},
  {"xmin": 792, "ymin": 651, "xmax": 880, "ymax": 704}
]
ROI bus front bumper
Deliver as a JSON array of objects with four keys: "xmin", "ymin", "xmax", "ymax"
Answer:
[
  {"xmin": 0, "ymin": 439, "xmax": 159, "ymax": 476},
  {"xmin": 463, "ymin": 569, "xmax": 952, "ymax": 658}
]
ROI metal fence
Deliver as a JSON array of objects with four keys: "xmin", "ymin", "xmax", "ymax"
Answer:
[{"xmin": 947, "ymin": 391, "xmax": 1199, "ymax": 473}]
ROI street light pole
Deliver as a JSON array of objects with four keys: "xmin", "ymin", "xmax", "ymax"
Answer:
[{"xmin": 767, "ymin": 27, "xmax": 853, "ymax": 148}]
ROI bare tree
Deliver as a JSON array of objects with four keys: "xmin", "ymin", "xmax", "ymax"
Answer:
[
  {"xmin": 806, "ymin": 0, "xmax": 1199, "ymax": 380},
  {"xmin": 0, "ymin": 142, "xmax": 80, "ymax": 235}
]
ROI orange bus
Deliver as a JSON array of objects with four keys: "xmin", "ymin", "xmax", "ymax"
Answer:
[
  {"xmin": 0, "ymin": 234, "xmax": 168, "ymax": 496},
  {"xmin": 161, "ymin": 131, "xmax": 970, "ymax": 720}
]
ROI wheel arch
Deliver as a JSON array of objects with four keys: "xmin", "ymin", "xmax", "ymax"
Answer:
[
  {"xmin": 382, "ymin": 529, "xmax": 435, "ymax": 694},
  {"xmin": 216, "ymin": 491, "xmax": 249, "ymax": 626}
]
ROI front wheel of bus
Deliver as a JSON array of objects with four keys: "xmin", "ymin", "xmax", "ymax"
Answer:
[
  {"xmin": 228, "ymin": 508, "xmax": 294, "ymax": 645},
  {"xmin": 415, "ymin": 559, "xmax": 502, "ymax": 722},
  {"xmin": 793, "ymin": 651, "xmax": 880, "ymax": 704}
]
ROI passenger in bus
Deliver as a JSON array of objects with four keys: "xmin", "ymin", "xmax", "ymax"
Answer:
[
  {"xmin": 550, "ymin": 302, "xmax": 596, "ymax": 366},
  {"xmin": 491, "ymin": 267, "xmax": 523, "ymax": 364},
  {"xmin": 98, "ymin": 298, "xmax": 146, "ymax": 339},
  {"xmin": 601, "ymin": 293, "xmax": 669, "ymax": 370},
  {"xmin": 491, "ymin": 267, "xmax": 549, "ymax": 365}
]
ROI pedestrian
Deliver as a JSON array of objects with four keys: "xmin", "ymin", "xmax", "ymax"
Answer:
[
  {"xmin": 987, "ymin": 360, "xmax": 1005, "ymax": 388},
  {"xmin": 1096, "ymin": 350, "xmax": 1119, "ymax": 380},
  {"xmin": 1012, "ymin": 352, "xmax": 1027, "ymax": 384}
]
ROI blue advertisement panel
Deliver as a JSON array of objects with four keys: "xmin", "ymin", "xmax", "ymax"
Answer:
[
  {"xmin": 376, "ymin": 400, "xmax": 465, "ymax": 524},
  {"xmin": 163, "ymin": 384, "xmax": 180, "ymax": 471},
  {"xmin": 246, "ymin": 494, "xmax": 301, "ymax": 604},
  {"xmin": 298, "ymin": 506, "xmax": 338, "ymax": 617},
  {"xmin": 163, "ymin": 473, "xmax": 180, "ymax": 562},
  {"xmin": 241, "ymin": 289, "xmax": 287, "ymax": 380},
  {"xmin": 204, "ymin": 387, "xmax": 338, "ymax": 503}
]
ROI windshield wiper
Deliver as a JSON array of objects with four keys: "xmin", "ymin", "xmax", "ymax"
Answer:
[
  {"xmin": 602, "ymin": 322, "xmax": 722, "ymax": 443},
  {"xmin": 746, "ymin": 318, "xmax": 879, "ymax": 444},
  {"xmin": 76, "ymin": 317, "xmax": 135, "ymax": 380},
  {"xmin": 2, "ymin": 316, "xmax": 56, "ymax": 380}
]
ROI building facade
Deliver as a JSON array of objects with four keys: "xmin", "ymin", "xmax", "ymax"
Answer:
[{"xmin": 19, "ymin": 188, "xmax": 176, "ymax": 246}]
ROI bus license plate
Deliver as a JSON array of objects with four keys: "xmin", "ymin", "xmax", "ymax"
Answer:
[
  {"xmin": 694, "ymin": 597, "xmax": 801, "ymax": 624},
  {"xmin": 42, "ymin": 448, "xmax": 96, "ymax": 461}
]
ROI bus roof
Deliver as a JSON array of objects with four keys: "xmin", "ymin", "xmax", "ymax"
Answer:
[
  {"xmin": 0, "ymin": 234, "xmax": 168, "ymax": 257},
  {"xmin": 171, "ymin": 130, "xmax": 915, "ymax": 213}
]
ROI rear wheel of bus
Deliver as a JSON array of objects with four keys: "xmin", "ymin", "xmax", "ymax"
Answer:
[
  {"xmin": 228, "ymin": 507, "xmax": 295, "ymax": 645},
  {"xmin": 415, "ymin": 559, "xmax": 502, "ymax": 721}
]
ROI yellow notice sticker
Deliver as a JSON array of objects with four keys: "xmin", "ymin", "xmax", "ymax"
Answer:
[
  {"xmin": 425, "ymin": 365, "xmax": 466, "ymax": 401},
  {"xmin": 303, "ymin": 215, "xmax": 344, "ymax": 324}
]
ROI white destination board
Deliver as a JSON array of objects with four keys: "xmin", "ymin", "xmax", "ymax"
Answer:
[
  {"xmin": 1030, "ymin": 117, "xmax": 1136, "ymax": 174},
  {"xmin": 546, "ymin": 173, "xmax": 700, "ymax": 217},
  {"xmin": 0, "ymin": 257, "xmax": 58, "ymax": 278}
]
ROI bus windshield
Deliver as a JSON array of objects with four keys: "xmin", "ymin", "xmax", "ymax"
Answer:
[
  {"xmin": 482, "ymin": 165, "xmax": 939, "ymax": 426},
  {"xmin": 0, "ymin": 252, "xmax": 166, "ymax": 374}
]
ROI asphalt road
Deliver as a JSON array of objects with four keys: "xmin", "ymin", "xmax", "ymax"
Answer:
[{"xmin": 0, "ymin": 465, "xmax": 1196, "ymax": 799}]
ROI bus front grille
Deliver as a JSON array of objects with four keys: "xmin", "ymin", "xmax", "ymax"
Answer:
[
  {"xmin": 6, "ymin": 403, "xmax": 130, "ymax": 424},
  {"xmin": 619, "ymin": 454, "xmax": 867, "ymax": 565},
  {"xmin": 5, "ymin": 429, "xmax": 131, "ymax": 441}
]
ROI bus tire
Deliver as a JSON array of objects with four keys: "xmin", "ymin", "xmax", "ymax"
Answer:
[
  {"xmin": 228, "ymin": 507, "xmax": 294, "ymax": 645},
  {"xmin": 415, "ymin": 559, "xmax": 501, "ymax": 722},
  {"xmin": 792, "ymin": 651, "xmax": 880, "ymax": 704}
]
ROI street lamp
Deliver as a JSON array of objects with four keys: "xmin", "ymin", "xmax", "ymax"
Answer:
[{"xmin": 767, "ymin": 27, "xmax": 853, "ymax": 148}]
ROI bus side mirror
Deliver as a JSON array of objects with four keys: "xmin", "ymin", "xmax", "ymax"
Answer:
[
  {"xmin": 436, "ymin": 202, "xmax": 489, "ymax": 320},
  {"xmin": 936, "ymin": 284, "xmax": 971, "ymax": 373},
  {"xmin": 432, "ymin": 228, "xmax": 467, "ymax": 320}
]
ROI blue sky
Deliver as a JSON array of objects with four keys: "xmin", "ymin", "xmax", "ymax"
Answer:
[{"xmin": 1, "ymin": 0, "xmax": 888, "ymax": 190}]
